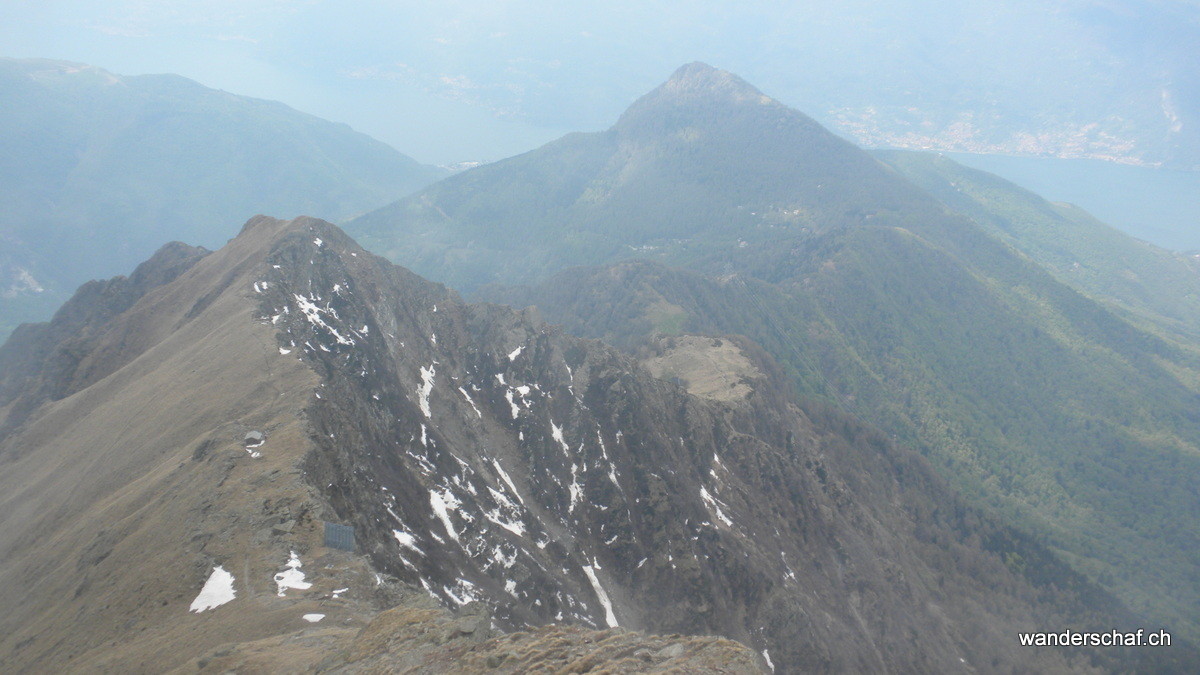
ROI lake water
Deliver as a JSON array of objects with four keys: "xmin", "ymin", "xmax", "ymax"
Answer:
[{"xmin": 944, "ymin": 153, "xmax": 1200, "ymax": 252}]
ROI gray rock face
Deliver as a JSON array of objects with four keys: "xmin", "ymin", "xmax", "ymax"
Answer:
[{"xmin": 249, "ymin": 217, "xmax": 1180, "ymax": 673}]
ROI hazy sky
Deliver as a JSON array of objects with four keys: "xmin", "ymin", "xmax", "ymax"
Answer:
[{"xmin": 2, "ymin": 1, "xmax": 1197, "ymax": 165}]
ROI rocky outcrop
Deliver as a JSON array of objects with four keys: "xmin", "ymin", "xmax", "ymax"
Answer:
[{"xmin": 172, "ymin": 591, "xmax": 759, "ymax": 674}]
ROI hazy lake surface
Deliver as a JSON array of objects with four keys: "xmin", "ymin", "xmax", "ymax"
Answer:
[{"xmin": 945, "ymin": 153, "xmax": 1200, "ymax": 252}]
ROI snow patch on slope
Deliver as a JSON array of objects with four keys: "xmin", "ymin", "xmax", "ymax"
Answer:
[
  {"xmin": 458, "ymin": 386, "xmax": 482, "ymax": 417},
  {"xmin": 582, "ymin": 561, "xmax": 619, "ymax": 627},
  {"xmin": 417, "ymin": 364, "xmax": 436, "ymax": 418},
  {"xmin": 293, "ymin": 293, "xmax": 353, "ymax": 345},
  {"xmin": 274, "ymin": 551, "xmax": 313, "ymax": 596},
  {"xmin": 393, "ymin": 530, "xmax": 424, "ymax": 554},
  {"xmin": 190, "ymin": 566, "xmax": 236, "ymax": 613},
  {"xmin": 430, "ymin": 489, "xmax": 461, "ymax": 543},
  {"xmin": 550, "ymin": 421, "xmax": 570, "ymax": 455},
  {"xmin": 492, "ymin": 460, "xmax": 525, "ymax": 505},
  {"xmin": 701, "ymin": 486, "xmax": 735, "ymax": 527}
]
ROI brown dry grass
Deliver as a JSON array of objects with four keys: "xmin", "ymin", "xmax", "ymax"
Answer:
[{"xmin": 641, "ymin": 336, "xmax": 761, "ymax": 402}]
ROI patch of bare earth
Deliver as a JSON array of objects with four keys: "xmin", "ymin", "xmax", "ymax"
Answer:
[{"xmin": 641, "ymin": 336, "xmax": 761, "ymax": 402}]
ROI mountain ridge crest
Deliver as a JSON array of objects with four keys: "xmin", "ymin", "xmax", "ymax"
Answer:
[{"xmin": 616, "ymin": 62, "xmax": 780, "ymax": 129}]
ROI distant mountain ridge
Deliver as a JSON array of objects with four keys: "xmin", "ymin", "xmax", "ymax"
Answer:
[
  {"xmin": 351, "ymin": 62, "xmax": 1200, "ymax": 643},
  {"xmin": 0, "ymin": 57, "xmax": 446, "ymax": 339},
  {"xmin": 875, "ymin": 149, "xmax": 1200, "ymax": 339},
  {"xmin": 350, "ymin": 62, "xmax": 926, "ymax": 291}
]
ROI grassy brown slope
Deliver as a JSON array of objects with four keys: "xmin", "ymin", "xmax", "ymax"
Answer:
[{"xmin": 0, "ymin": 215, "xmax": 338, "ymax": 671}]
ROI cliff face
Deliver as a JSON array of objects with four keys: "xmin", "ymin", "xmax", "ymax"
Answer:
[{"xmin": 256, "ymin": 217, "xmax": 1169, "ymax": 672}]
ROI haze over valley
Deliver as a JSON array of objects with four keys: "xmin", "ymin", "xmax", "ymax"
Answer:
[{"xmin": 2, "ymin": 3, "xmax": 1199, "ymax": 672}]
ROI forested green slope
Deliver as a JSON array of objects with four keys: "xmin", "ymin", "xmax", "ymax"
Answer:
[{"xmin": 877, "ymin": 149, "xmax": 1200, "ymax": 339}]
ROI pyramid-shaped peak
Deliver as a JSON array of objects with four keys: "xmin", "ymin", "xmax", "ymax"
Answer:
[
  {"xmin": 668, "ymin": 61, "xmax": 723, "ymax": 81},
  {"xmin": 658, "ymin": 62, "xmax": 773, "ymax": 103},
  {"xmin": 613, "ymin": 63, "xmax": 786, "ymax": 134}
]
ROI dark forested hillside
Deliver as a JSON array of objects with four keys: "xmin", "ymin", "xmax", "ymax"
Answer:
[
  {"xmin": 0, "ymin": 58, "xmax": 446, "ymax": 339},
  {"xmin": 489, "ymin": 248, "xmax": 1200, "ymax": 633},
  {"xmin": 355, "ymin": 63, "xmax": 1200, "ymax": 642}
]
